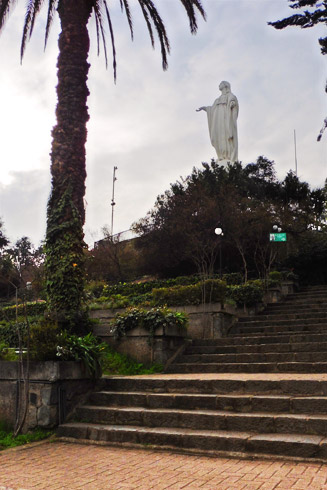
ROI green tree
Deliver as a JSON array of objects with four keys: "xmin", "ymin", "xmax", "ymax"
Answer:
[
  {"xmin": 0, "ymin": 218, "xmax": 9, "ymax": 252},
  {"xmin": 0, "ymin": 0, "xmax": 205, "ymax": 331},
  {"xmin": 269, "ymin": 0, "xmax": 327, "ymax": 55},
  {"xmin": 133, "ymin": 158, "xmax": 326, "ymax": 280},
  {"xmin": 269, "ymin": 1, "xmax": 327, "ymax": 141}
]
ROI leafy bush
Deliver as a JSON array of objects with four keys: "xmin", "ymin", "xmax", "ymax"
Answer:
[
  {"xmin": 227, "ymin": 283, "xmax": 264, "ymax": 307},
  {"xmin": 56, "ymin": 332, "xmax": 108, "ymax": 377},
  {"xmin": 110, "ymin": 306, "xmax": 188, "ymax": 342},
  {"xmin": 102, "ymin": 275, "xmax": 203, "ymax": 298},
  {"xmin": 85, "ymin": 280, "xmax": 106, "ymax": 299},
  {"xmin": 101, "ymin": 347, "xmax": 163, "ymax": 375},
  {"xmin": 28, "ymin": 320, "xmax": 61, "ymax": 361},
  {"xmin": 0, "ymin": 341, "xmax": 9, "ymax": 360},
  {"xmin": 281, "ymin": 270, "xmax": 299, "ymax": 282},
  {"xmin": 222, "ymin": 273, "xmax": 244, "ymax": 285},
  {"xmin": 268, "ymin": 271, "xmax": 283, "ymax": 287},
  {"xmin": 0, "ymin": 321, "xmax": 28, "ymax": 347},
  {"xmin": 151, "ymin": 279, "xmax": 226, "ymax": 307},
  {"xmin": 269, "ymin": 271, "xmax": 282, "ymax": 282},
  {"xmin": 0, "ymin": 301, "xmax": 46, "ymax": 321},
  {"xmin": 0, "ymin": 423, "xmax": 53, "ymax": 450}
]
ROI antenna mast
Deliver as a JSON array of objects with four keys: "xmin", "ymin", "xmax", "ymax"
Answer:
[
  {"xmin": 294, "ymin": 130, "xmax": 298, "ymax": 177},
  {"xmin": 111, "ymin": 166, "xmax": 118, "ymax": 237}
]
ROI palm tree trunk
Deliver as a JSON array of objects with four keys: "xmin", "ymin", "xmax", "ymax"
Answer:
[{"xmin": 45, "ymin": 0, "xmax": 92, "ymax": 328}]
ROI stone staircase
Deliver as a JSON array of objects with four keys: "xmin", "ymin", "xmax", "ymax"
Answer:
[
  {"xmin": 169, "ymin": 286, "xmax": 327, "ymax": 374},
  {"xmin": 58, "ymin": 285, "xmax": 327, "ymax": 460}
]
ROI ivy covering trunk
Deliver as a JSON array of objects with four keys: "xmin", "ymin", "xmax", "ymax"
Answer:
[{"xmin": 45, "ymin": 0, "xmax": 92, "ymax": 329}]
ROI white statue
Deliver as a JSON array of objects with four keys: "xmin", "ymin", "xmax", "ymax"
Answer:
[{"xmin": 197, "ymin": 81, "xmax": 239, "ymax": 165}]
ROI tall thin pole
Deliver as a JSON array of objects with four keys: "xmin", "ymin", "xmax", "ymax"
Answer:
[
  {"xmin": 111, "ymin": 166, "xmax": 118, "ymax": 237},
  {"xmin": 294, "ymin": 130, "xmax": 298, "ymax": 177}
]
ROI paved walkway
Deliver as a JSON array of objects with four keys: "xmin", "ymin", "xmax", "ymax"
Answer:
[{"xmin": 1, "ymin": 441, "xmax": 327, "ymax": 490}]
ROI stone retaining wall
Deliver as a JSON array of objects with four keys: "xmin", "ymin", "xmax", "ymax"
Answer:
[
  {"xmin": 90, "ymin": 281, "xmax": 297, "ymax": 363},
  {"xmin": 0, "ymin": 361, "xmax": 98, "ymax": 431}
]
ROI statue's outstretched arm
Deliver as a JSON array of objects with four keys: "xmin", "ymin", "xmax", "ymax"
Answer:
[{"xmin": 196, "ymin": 106, "xmax": 207, "ymax": 112}]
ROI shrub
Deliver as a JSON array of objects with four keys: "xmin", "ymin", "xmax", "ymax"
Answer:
[
  {"xmin": 268, "ymin": 271, "xmax": 282, "ymax": 287},
  {"xmin": 0, "ymin": 343, "xmax": 17, "ymax": 361},
  {"xmin": 0, "ymin": 341, "xmax": 9, "ymax": 359},
  {"xmin": 0, "ymin": 321, "xmax": 28, "ymax": 348},
  {"xmin": 101, "ymin": 347, "xmax": 163, "ymax": 375},
  {"xmin": 102, "ymin": 275, "xmax": 203, "ymax": 298},
  {"xmin": 0, "ymin": 301, "xmax": 46, "ymax": 321},
  {"xmin": 56, "ymin": 332, "xmax": 108, "ymax": 377},
  {"xmin": 269, "ymin": 271, "xmax": 282, "ymax": 282},
  {"xmin": 85, "ymin": 280, "xmax": 106, "ymax": 299},
  {"xmin": 0, "ymin": 425, "xmax": 53, "ymax": 450},
  {"xmin": 28, "ymin": 320, "xmax": 61, "ymax": 361},
  {"xmin": 110, "ymin": 306, "xmax": 188, "ymax": 342},
  {"xmin": 222, "ymin": 273, "xmax": 244, "ymax": 285},
  {"xmin": 281, "ymin": 270, "xmax": 298, "ymax": 282},
  {"xmin": 151, "ymin": 279, "xmax": 226, "ymax": 307},
  {"xmin": 227, "ymin": 283, "xmax": 264, "ymax": 307}
]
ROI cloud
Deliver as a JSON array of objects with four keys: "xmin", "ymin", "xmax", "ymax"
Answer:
[{"xmin": 0, "ymin": 170, "xmax": 50, "ymax": 246}]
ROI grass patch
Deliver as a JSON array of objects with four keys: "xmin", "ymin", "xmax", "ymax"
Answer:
[
  {"xmin": 0, "ymin": 422, "xmax": 53, "ymax": 450},
  {"xmin": 101, "ymin": 348, "xmax": 163, "ymax": 376}
]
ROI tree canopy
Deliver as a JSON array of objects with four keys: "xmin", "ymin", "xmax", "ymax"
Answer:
[
  {"xmin": 269, "ymin": 0, "xmax": 327, "ymax": 55},
  {"xmin": 133, "ymin": 158, "xmax": 326, "ymax": 280}
]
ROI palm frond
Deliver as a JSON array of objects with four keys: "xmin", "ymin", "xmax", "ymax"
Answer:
[
  {"xmin": 138, "ymin": 1, "xmax": 155, "ymax": 48},
  {"xmin": 0, "ymin": 0, "xmax": 9, "ymax": 28},
  {"xmin": 120, "ymin": 0, "xmax": 133, "ymax": 40},
  {"xmin": 178, "ymin": 0, "xmax": 206, "ymax": 34},
  {"xmin": 103, "ymin": 0, "xmax": 117, "ymax": 80},
  {"xmin": 94, "ymin": 1, "xmax": 109, "ymax": 68},
  {"xmin": 0, "ymin": 0, "xmax": 16, "ymax": 31},
  {"xmin": 44, "ymin": 0, "xmax": 57, "ymax": 50},
  {"xmin": 21, "ymin": 0, "xmax": 44, "ymax": 60},
  {"xmin": 29, "ymin": 0, "xmax": 44, "ymax": 38},
  {"xmin": 94, "ymin": 9, "xmax": 101, "ymax": 57},
  {"xmin": 138, "ymin": 0, "xmax": 170, "ymax": 70}
]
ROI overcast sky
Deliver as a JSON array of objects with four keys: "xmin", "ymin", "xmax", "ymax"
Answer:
[{"xmin": 0, "ymin": 0, "xmax": 326, "ymax": 248}]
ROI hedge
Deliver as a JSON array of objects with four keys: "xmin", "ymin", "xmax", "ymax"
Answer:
[
  {"xmin": 110, "ymin": 306, "xmax": 188, "ymax": 342},
  {"xmin": 151, "ymin": 279, "xmax": 227, "ymax": 307},
  {"xmin": 227, "ymin": 283, "xmax": 264, "ymax": 307},
  {"xmin": 0, "ymin": 301, "xmax": 47, "ymax": 321}
]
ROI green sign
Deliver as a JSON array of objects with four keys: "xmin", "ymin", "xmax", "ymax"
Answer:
[{"xmin": 270, "ymin": 233, "xmax": 287, "ymax": 242}]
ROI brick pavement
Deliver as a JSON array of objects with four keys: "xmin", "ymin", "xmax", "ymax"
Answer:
[{"xmin": 1, "ymin": 441, "xmax": 327, "ymax": 490}]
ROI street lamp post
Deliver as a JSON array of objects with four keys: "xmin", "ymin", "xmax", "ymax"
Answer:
[{"xmin": 215, "ymin": 227, "xmax": 223, "ymax": 279}]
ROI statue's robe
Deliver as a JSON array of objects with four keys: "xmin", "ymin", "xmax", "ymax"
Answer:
[{"xmin": 205, "ymin": 92, "xmax": 239, "ymax": 163}]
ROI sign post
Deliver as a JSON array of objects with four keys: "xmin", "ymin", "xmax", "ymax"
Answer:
[{"xmin": 269, "ymin": 233, "xmax": 287, "ymax": 242}]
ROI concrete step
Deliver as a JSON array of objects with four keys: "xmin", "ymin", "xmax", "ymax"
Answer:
[
  {"xmin": 101, "ymin": 375, "xmax": 327, "ymax": 396},
  {"xmin": 76, "ymin": 405, "xmax": 327, "ymax": 436},
  {"xmin": 187, "ymin": 341, "xmax": 327, "ymax": 355},
  {"xmin": 191, "ymin": 333, "xmax": 327, "ymax": 346},
  {"xmin": 265, "ymin": 302, "xmax": 327, "ymax": 312},
  {"xmin": 236, "ymin": 317, "xmax": 327, "ymax": 329},
  {"xmin": 167, "ymin": 362, "xmax": 327, "ymax": 374},
  {"xmin": 237, "ymin": 312, "xmax": 327, "ymax": 323},
  {"xmin": 287, "ymin": 292, "xmax": 327, "ymax": 299},
  {"xmin": 177, "ymin": 352, "xmax": 327, "ymax": 364},
  {"xmin": 233, "ymin": 324, "xmax": 327, "ymax": 335},
  {"xmin": 57, "ymin": 422, "xmax": 327, "ymax": 459},
  {"xmin": 90, "ymin": 391, "xmax": 327, "ymax": 414}
]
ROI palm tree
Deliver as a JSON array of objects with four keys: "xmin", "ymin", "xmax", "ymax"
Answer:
[{"xmin": 0, "ymin": 0, "xmax": 206, "ymax": 331}]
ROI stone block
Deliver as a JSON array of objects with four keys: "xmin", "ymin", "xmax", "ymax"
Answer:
[
  {"xmin": 27, "ymin": 405, "xmax": 38, "ymax": 429},
  {"xmin": 41, "ymin": 386, "xmax": 58, "ymax": 406},
  {"xmin": 0, "ymin": 381, "xmax": 17, "ymax": 426},
  {"xmin": 37, "ymin": 404, "xmax": 58, "ymax": 428}
]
